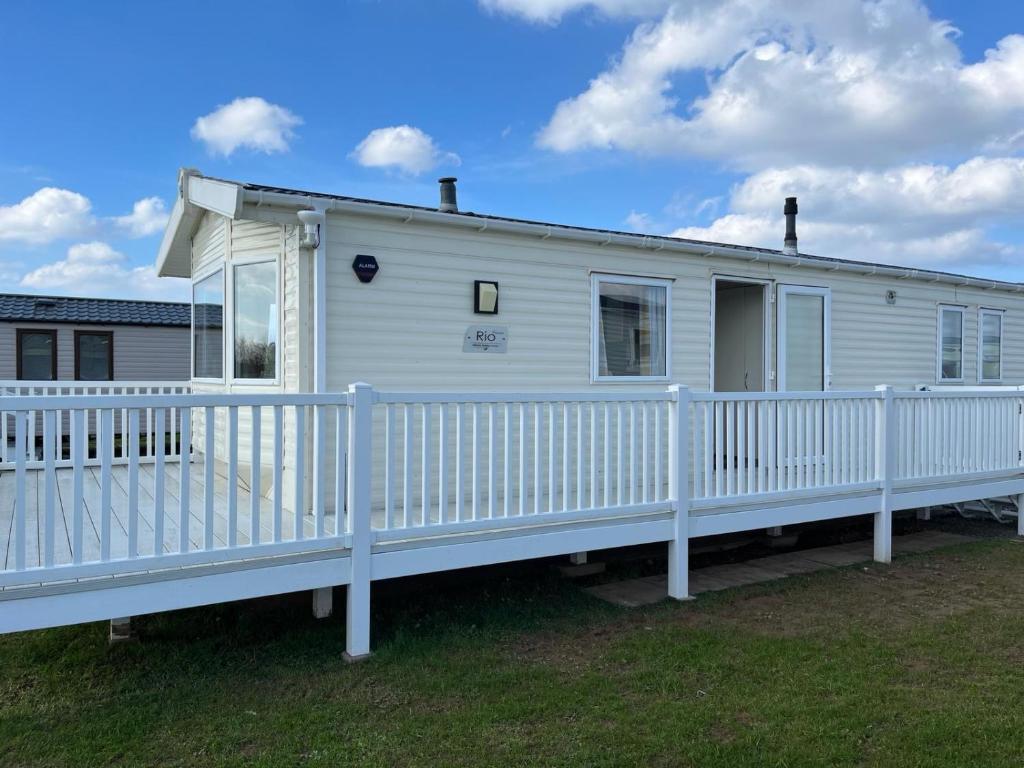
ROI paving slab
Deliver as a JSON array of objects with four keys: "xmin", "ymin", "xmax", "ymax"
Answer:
[{"xmin": 583, "ymin": 530, "xmax": 980, "ymax": 608}]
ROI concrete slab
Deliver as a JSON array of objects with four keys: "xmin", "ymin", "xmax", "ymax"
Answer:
[{"xmin": 583, "ymin": 530, "xmax": 980, "ymax": 608}]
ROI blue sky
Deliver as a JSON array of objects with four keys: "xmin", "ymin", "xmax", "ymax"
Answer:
[{"xmin": 1, "ymin": 0, "xmax": 1022, "ymax": 300}]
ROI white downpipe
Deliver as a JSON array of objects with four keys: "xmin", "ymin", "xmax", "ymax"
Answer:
[{"xmin": 312, "ymin": 204, "xmax": 328, "ymax": 395}]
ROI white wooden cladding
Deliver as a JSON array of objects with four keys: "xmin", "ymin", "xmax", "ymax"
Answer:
[
  {"xmin": 373, "ymin": 393, "xmax": 673, "ymax": 539},
  {"xmin": 0, "ymin": 391, "xmax": 351, "ymax": 587},
  {"xmin": 0, "ymin": 381, "xmax": 189, "ymax": 468}
]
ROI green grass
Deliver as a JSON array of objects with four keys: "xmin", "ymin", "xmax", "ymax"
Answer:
[{"xmin": 3, "ymin": 540, "xmax": 1024, "ymax": 767}]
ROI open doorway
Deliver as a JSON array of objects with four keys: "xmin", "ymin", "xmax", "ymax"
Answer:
[{"xmin": 713, "ymin": 278, "xmax": 767, "ymax": 392}]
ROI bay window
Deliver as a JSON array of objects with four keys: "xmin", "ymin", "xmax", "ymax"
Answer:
[
  {"xmin": 193, "ymin": 269, "xmax": 224, "ymax": 380},
  {"xmin": 233, "ymin": 260, "xmax": 278, "ymax": 380},
  {"xmin": 592, "ymin": 274, "xmax": 670, "ymax": 381}
]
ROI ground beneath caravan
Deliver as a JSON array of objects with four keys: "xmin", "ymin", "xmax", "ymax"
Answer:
[{"xmin": 2, "ymin": 527, "xmax": 1024, "ymax": 767}]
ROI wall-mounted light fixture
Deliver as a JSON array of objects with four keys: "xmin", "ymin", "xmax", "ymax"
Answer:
[
  {"xmin": 474, "ymin": 280, "xmax": 499, "ymax": 314},
  {"xmin": 297, "ymin": 209, "xmax": 325, "ymax": 248}
]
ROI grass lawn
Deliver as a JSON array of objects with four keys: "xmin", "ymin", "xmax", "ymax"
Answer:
[{"xmin": 2, "ymin": 538, "xmax": 1024, "ymax": 767}]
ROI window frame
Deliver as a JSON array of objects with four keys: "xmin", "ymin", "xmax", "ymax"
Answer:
[
  {"xmin": 590, "ymin": 273, "xmax": 672, "ymax": 384},
  {"xmin": 229, "ymin": 254, "xmax": 281, "ymax": 386},
  {"xmin": 936, "ymin": 304, "xmax": 966, "ymax": 383},
  {"xmin": 16, "ymin": 328, "xmax": 58, "ymax": 381},
  {"xmin": 191, "ymin": 265, "xmax": 226, "ymax": 383},
  {"xmin": 978, "ymin": 307, "xmax": 1005, "ymax": 384},
  {"xmin": 73, "ymin": 330, "xmax": 114, "ymax": 381}
]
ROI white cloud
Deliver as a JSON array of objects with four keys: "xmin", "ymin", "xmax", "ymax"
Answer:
[
  {"xmin": 20, "ymin": 242, "xmax": 188, "ymax": 301},
  {"xmin": 351, "ymin": 125, "xmax": 460, "ymax": 175},
  {"xmin": 669, "ymin": 157, "xmax": 1024, "ymax": 268},
  {"xmin": 535, "ymin": 1, "xmax": 1024, "ymax": 169},
  {"xmin": 191, "ymin": 97, "xmax": 302, "ymax": 156},
  {"xmin": 624, "ymin": 210, "xmax": 654, "ymax": 231},
  {"xmin": 113, "ymin": 197, "xmax": 169, "ymax": 237},
  {"xmin": 480, "ymin": 0, "xmax": 671, "ymax": 23},
  {"xmin": 0, "ymin": 187, "xmax": 95, "ymax": 244}
]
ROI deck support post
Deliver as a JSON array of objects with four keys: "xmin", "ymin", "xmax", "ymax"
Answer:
[
  {"xmin": 109, "ymin": 616, "xmax": 133, "ymax": 643},
  {"xmin": 344, "ymin": 383, "xmax": 373, "ymax": 662},
  {"xmin": 569, "ymin": 552, "xmax": 587, "ymax": 566},
  {"xmin": 1017, "ymin": 494, "xmax": 1024, "ymax": 537},
  {"xmin": 874, "ymin": 386, "xmax": 895, "ymax": 563},
  {"xmin": 312, "ymin": 587, "xmax": 333, "ymax": 619},
  {"xmin": 916, "ymin": 507, "xmax": 931, "ymax": 521},
  {"xmin": 667, "ymin": 385, "xmax": 692, "ymax": 600}
]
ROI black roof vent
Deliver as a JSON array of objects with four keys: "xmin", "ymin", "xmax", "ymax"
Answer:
[{"xmin": 438, "ymin": 177, "xmax": 458, "ymax": 213}]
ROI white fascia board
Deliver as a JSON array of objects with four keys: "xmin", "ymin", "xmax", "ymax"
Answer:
[
  {"xmin": 187, "ymin": 175, "xmax": 244, "ymax": 219},
  {"xmin": 155, "ymin": 176, "xmax": 245, "ymax": 279},
  {"xmin": 155, "ymin": 194, "xmax": 193, "ymax": 278}
]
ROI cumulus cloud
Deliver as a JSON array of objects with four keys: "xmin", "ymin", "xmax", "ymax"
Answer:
[
  {"xmin": 0, "ymin": 187, "xmax": 95, "ymax": 244},
  {"xmin": 20, "ymin": 242, "xmax": 188, "ymax": 301},
  {"xmin": 191, "ymin": 97, "xmax": 302, "ymax": 156},
  {"xmin": 351, "ymin": 125, "xmax": 460, "ymax": 175},
  {"xmin": 536, "ymin": 1, "xmax": 1024, "ymax": 169},
  {"xmin": 113, "ymin": 197, "xmax": 170, "ymax": 237},
  {"xmin": 669, "ymin": 157, "xmax": 1024, "ymax": 267},
  {"xmin": 480, "ymin": 0, "xmax": 671, "ymax": 23}
]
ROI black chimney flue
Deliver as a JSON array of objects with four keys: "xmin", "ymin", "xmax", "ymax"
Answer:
[
  {"xmin": 783, "ymin": 196, "xmax": 798, "ymax": 255},
  {"xmin": 439, "ymin": 177, "xmax": 458, "ymax": 213}
]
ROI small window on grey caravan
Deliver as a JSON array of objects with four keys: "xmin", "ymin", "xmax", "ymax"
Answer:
[{"xmin": 592, "ymin": 275, "xmax": 670, "ymax": 381}]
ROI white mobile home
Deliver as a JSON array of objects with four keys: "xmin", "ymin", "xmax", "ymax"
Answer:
[
  {"xmin": 157, "ymin": 170, "xmax": 1021, "ymax": 399},
  {"xmin": 3, "ymin": 168, "xmax": 1023, "ymax": 658}
]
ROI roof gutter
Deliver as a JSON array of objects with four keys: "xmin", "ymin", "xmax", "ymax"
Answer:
[{"xmin": 239, "ymin": 188, "xmax": 1024, "ymax": 295}]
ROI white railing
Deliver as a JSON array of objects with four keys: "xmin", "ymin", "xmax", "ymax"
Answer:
[
  {"xmin": 0, "ymin": 390, "xmax": 350, "ymax": 588},
  {"xmin": 690, "ymin": 392, "xmax": 882, "ymax": 503},
  {"xmin": 370, "ymin": 392, "xmax": 674, "ymax": 541},
  {"xmin": 893, "ymin": 390, "xmax": 1024, "ymax": 482},
  {"xmin": 0, "ymin": 381, "xmax": 189, "ymax": 467},
  {"xmin": 1, "ymin": 385, "xmax": 1022, "ymax": 591}
]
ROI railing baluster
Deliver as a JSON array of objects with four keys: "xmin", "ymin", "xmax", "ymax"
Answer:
[
  {"xmin": 505, "ymin": 403, "xmax": 513, "ymax": 517},
  {"xmin": 654, "ymin": 403, "xmax": 663, "ymax": 502},
  {"xmin": 456, "ymin": 403, "xmax": 465, "ymax": 522},
  {"xmin": 534, "ymin": 403, "xmax": 542, "ymax": 514},
  {"xmin": 602, "ymin": 403, "xmax": 610, "ymax": 507},
  {"xmin": 577, "ymin": 402, "xmax": 585, "ymax": 510},
  {"xmin": 589, "ymin": 403, "xmax": 597, "ymax": 509},
  {"xmin": 616, "ymin": 403, "xmax": 624, "ymax": 506},
  {"xmin": 472, "ymin": 403, "xmax": 481, "ymax": 520},
  {"xmin": 204, "ymin": 407, "xmax": 215, "ymax": 549},
  {"xmin": 177, "ymin": 407, "xmax": 191, "ymax": 552},
  {"xmin": 71, "ymin": 409, "xmax": 84, "ymax": 563},
  {"xmin": 403, "ymin": 405, "xmax": 413, "ymax": 528},
  {"xmin": 292, "ymin": 405, "xmax": 304, "ymax": 540},
  {"xmin": 251, "ymin": 406, "xmax": 263, "ymax": 545},
  {"xmin": 563, "ymin": 402, "xmax": 571, "ymax": 512},
  {"xmin": 14, "ymin": 411, "xmax": 26, "ymax": 571},
  {"xmin": 43, "ymin": 409, "xmax": 56, "ymax": 568},
  {"xmin": 628, "ymin": 403, "xmax": 637, "ymax": 505},
  {"xmin": 519, "ymin": 403, "xmax": 527, "ymax": 515},
  {"xmin": 548, "ymin": 403, "xmax": 557, "ymax": 513},
  {"xmin": 423, "ymin": 403, "xmax": 433, "ymax": 525},
  {"xmin": 439, "ymin": 403, "xmax": 449, "ymax": 524},
  {"xmin": 488, "ymin": 404, "xmax": 496, "ymax": 518},
  {"xmin": 228, "ymin": 405, "xmax": 238, "ymax": 546},
  {"xmin": 384, "ymin": 403, "xmax": 395, "ymax": 529},
  {"xmin": 100, "ymin": 408, "xmax": 113, "ymax": 561},
  {"xmin": 154, "ymin": 408, "xmax": 166, "ymax": 556},
  {"xmin": 335, "ymin": 404, "xmax": 347, "ymax": 536},
  {"xmin": 736, "ymin": 401, "xmax": 745, "ymax": 495}
]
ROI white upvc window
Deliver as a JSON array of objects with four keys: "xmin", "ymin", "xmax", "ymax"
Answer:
[
  {"xmin": 591, "ymin": 274, "xmax": 671, "ymax": 382},
  {"xmin": 230, "ymin": 256, "xmax": 280, "ymax": 384},
  {"xmin": 937, "ymin": 304, "xmax": 965, "ymax": 382},
  {"xmin": 192, "ymin": 267, "xmax": 225, "ymax": 382},
  {"xmin": 978, "ymin": 308, "xmax": 1004, "ymax": 383}
]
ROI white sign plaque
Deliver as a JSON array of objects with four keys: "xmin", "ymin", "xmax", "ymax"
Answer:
[{"xmin": 463, "ymin": 325, "xmax": 508, "ymax": 353}]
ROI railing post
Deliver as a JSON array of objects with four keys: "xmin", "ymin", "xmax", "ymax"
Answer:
[
  {"xmin": 874, "ymin": 385, "xmax": 894, "ymax": 563},
  {"xmin": 667, "ymin": 385, "xmax": 691, "ymax": 600},
  {"xmin": 345, "ymin": 382, "xmax": 374, "ymax": 661}
]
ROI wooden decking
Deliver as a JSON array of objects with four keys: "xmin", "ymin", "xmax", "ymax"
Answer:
[{"xmin": 0, "ymin": 460, "xmax": 333, "ymax": 572}]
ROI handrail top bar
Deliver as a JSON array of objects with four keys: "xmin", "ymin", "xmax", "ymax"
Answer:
[
  {"xmin": 375, "ymin": 391, "xmax": 675, "ymax": 404},
  {"xmin": 896, "ymin": 389, "xmax": 1024, "ymax": 399},
  {"xmin": 691, "ymin": 390, "xmax": 881, "ymax": 402},
  {"xmin": 0, "ymin": 392, "xmax": 350, "ymax": 411},
  {"xmin": 0, "ymin": 380, "xmax": 189, "ymax": 388}
]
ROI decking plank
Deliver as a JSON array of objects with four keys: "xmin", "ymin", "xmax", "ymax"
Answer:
[
  {"xmin": 0, "ymin": 471, "xmax": 15, "ymax": 570},
  {"xmin": 53, "ymin": 464, "xmax": 103, "ymax": 565},
  {"xmin": 137, "ymin": 464, "xmax": 193, "ymax": 555},
  {"xmin": 159, "ymin": 459, "xmax": 228, "ymax": 549}
]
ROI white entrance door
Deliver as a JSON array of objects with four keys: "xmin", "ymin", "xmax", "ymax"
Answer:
[{"xmin": 778, "ymin": 286, "xmax": 831, "ymax": 391}]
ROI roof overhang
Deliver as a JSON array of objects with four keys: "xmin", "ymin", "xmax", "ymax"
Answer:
[{"xmin": 155, "ymin": 170, "xmax": 245, "ymax": 278}]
